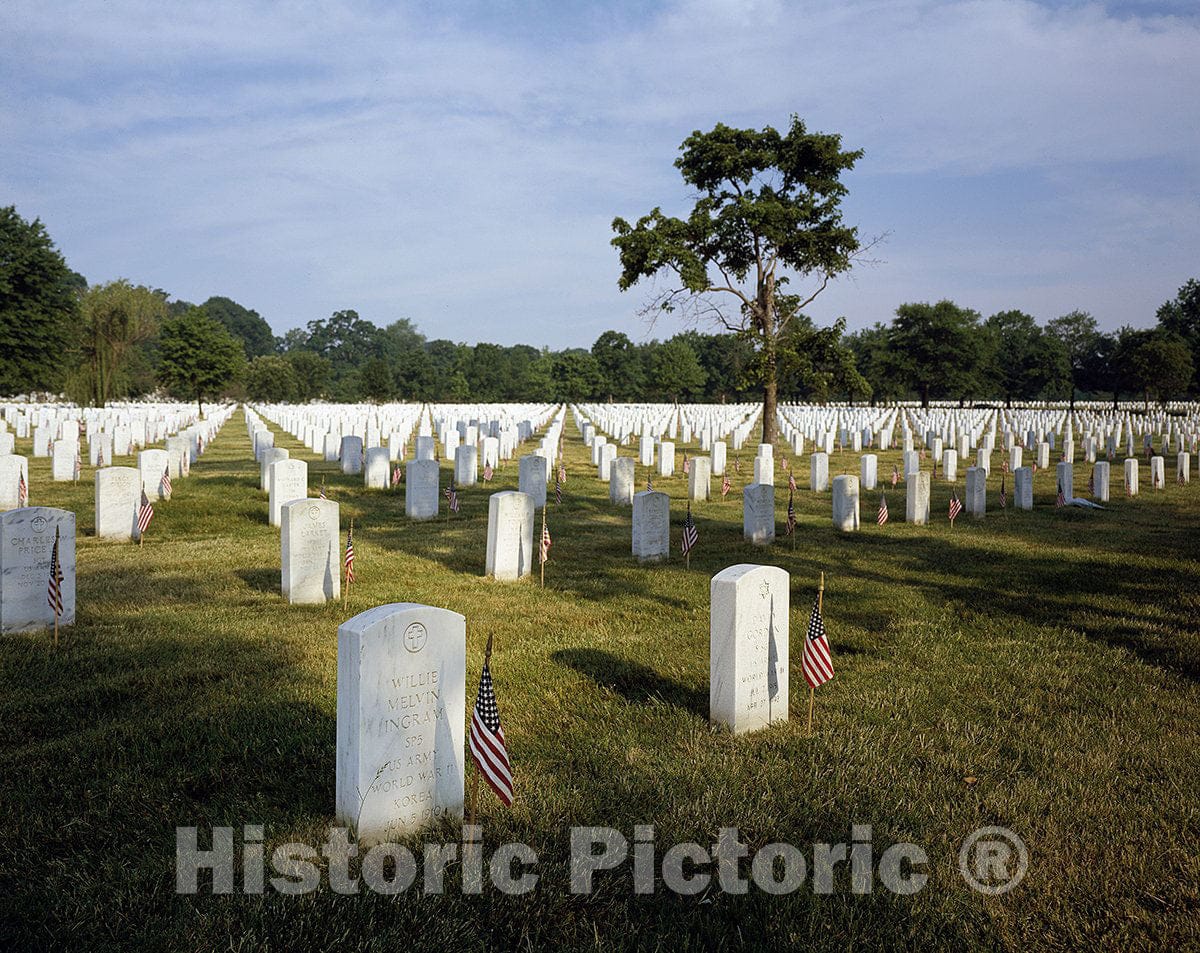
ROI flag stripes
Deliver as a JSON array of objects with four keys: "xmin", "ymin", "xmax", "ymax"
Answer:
[
  {"xmin": 47, "ymin": 526, "xmax": 64, "ymax": 616},
  {"xmin": 137, "ymin": 489, "xmax": 154, "ymax": 536},
  {"xmin": 470, "ymin": 660, "xmax": 513, "ymax": 806},
  {"xmin": 681, "ymin": 503, "xmax": 698, "ymax": 555},
  {"xmin": 802, "ymin": 596, "xmax": 834, "ymax": 688}
]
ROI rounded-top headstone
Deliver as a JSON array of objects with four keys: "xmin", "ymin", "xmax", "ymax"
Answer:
[{"xmin": 335, "ymin": 603, "xmax": 466, "ymax": 844}]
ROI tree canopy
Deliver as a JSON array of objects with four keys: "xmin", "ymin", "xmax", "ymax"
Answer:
[
  {"xmin": 157, "ymin": 307, "xmax": 245, "ymax": 414},
  {"xmin": 0, "ymin": 206, "xmax": 81, "ymax": 394},
  {"xmin": 612, "ymin": 117, "xmax": 864, "ymax": 441},
  {"xmin": 203, "ymin": 296, "xmax": 276, "ymax": 359}
]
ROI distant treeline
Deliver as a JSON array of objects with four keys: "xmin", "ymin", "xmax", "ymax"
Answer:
[{"xmin": 3, "ymin": 205, "xmax": 1198, "ymax": 409}]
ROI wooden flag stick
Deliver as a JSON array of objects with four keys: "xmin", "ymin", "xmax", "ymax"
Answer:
[{"xmin": 808, "ymin": 571, "xmax": 825, "ymax": 735}]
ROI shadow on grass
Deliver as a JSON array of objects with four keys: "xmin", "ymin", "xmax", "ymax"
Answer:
[
  {"xmin": 236, "ymin": 568, "xmax": 279, "ymax": 593},
  {"xmin": 552, "ymin": 647, "xmax": 707, "ymax": 718}
]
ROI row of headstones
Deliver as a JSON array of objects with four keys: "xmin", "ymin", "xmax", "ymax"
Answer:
[
  {"xmin": 2, "ymin": 401, "xmax": 203, "ymax": 458},
  {"xmin": 251, "ymin": 405, "xmax": 561, "ymax": 482},
  {"xmin": 280, "ymin": 486, "xmax": 555, "ymax": 604},
  {"xmin": 573, "ymin": 403, "xmax": 761, "ymax": 450},
  {"xmin": 254, "ymin": 402, "xmax": 560, "ymax": 473},
  {"xmin": 902, "ymin": 406, "xmax": 1200, "ymax": 460},
  {"xmin": 335, "ymin": 563, "xmax": 795, "ymax": 842},
  {"xmin": 91, "ymin": 409, "xmax": 236, "ymax": 540},
  {"xmin": 1, "ymin": 408, "xmax": 234, "ymax": 515},
  {"xmin": 266, "ymin": 413, "xmax": 561, "ymax": 603}
]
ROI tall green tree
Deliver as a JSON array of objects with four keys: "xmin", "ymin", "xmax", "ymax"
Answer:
[
  {"xmin": 74, "ymin": 280, "xmax": 166, "ymax": 406},
  {"xmin": 306, "ymin": 310, "xmax": 384, "ymax": 382},
  {"xmin": 359, "ymin": 357, "xmax": 394, "ymax": 402},
  {"xmin": 591, "ymin": 331, "xmax": 646, "ymax": 401},
  {"xmin": 549, "ymin": 351, "xmax": 601, "ymax": 401},
  {"xmin": 981, "ymin": 310, "xmax": 1069, "ymax": 406},
  {"xmin": 845, "ymin": 323, "xmax": 908, "ymax": 404},
  {"xmin": 244, "ymin": 355, "xmax": 301, "ymax": 403},
  {"xmin": 0, "ymin": 206, "xmax": 81, "ymax": 395},
  {"xmin": 649, "ymin": 338, "xmax": 707, "ymax": 402},
  {"xmin": 285, "ymin": 349, "xmax": 332, "ymax": 401},
  {"xmin": 612, "ymin": 117, "xmax": 865, "ymax": 443},
  {"xmin": 775, "ymin": 315, "xmax": 870, "ymax": 404},
  {"xmin": 888, "ymin": 301, "xmax": 984, "ymax": 407},
  {"xmin": 1155, "ymin": 279, "xmax": 1200, "ymax": 394},
  {"xmin": 1118, "ymin": 329, "xmax": 1194, "ymax": 408},
  {"xmin": 1045, "ymin": 310, "xmax": 1102, "ymax": 408},
  {"xmin": 203, "ymin": 296, "xmax": 275, "ymax": 359},
  {"xmin": 157, "ymin": 307, "xmax": 245, "ymax": 414}
]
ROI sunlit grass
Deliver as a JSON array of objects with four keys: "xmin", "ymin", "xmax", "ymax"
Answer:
[{"xmin": 1, "ymin": 412, "xmax": 1198, "ymax": 951}]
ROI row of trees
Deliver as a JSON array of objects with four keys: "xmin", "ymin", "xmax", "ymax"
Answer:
[
  {"xmin": 847, "ymin": 300, "xmax": 1198, "ymax": 409},
  {"xmin": 2, "ymin": 203, "xmax": 1198, "ymax": 412}
]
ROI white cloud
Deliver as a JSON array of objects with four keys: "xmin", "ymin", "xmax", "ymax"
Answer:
[{"xmin": 1, "ymin": 0, "xmax": 1196, "ymax": 346}]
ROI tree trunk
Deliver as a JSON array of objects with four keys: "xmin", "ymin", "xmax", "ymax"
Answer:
[
  {"xmin": 761, "ymin": 337, "xmax": 778, "ymax": 445},
  {"xmin": 920, "ymin": 382, "xmax": 930, "ymax": 408},
  {"xmin": 197, "ymin": 392, "xmax": 204, "ymax": 417}
]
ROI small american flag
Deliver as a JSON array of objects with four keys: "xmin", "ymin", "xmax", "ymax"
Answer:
[
  {"xmin": 948, "ymin": 489, "xmax": 962, "ymax": 523},
  {"xmin": 1107, "ymin": 446, "xmax": 1114, "ymax": 460},
  {"xmin": 891, "ymin": 465, "xmax": 899, "ymax": 487},
  {"xmin": 554, "ymin": 477, "xmax": 562, "ymax": 505},
  {"xmin": 470, "ymin": 648, "xmax": 513, "ymax": 807},
  {"xmin": 878, "ymin": 493, "xmax": 888, "ymax": 526},
  {"xmin": 47, "ymin": 525, "xmax": 64, "ymax": 617},
  {"xmin": 1002, "ymin": 459, "xmax": 1010, "ymax": 474},
  {"xmin": 557, "ymin": 463, "xmax": 566, "ymax": 485},
  {"xmin": 540, "ymin": 521, "xmax": 551, "ymax": 564},
  {"xmin": 445, "ymin": 478, "xmax": 460, "ymax": 513},
  {"xmin": 137, "ymin": 489, "xmax": 154, "ymax": 536},
  {"xmin": 1179, "ymin": 467, "xmax": 1186, "ymax": 486},
  {"xmin": 1088, "ymin": 470, "xmax": 1095, "ymax": 495},
  {"xmin": 344, "ymin": 523, "xmax": 356, "ymax": 583},
  {"xmin": 802, "ymin": 595, "xmax": 834, "ymax": 689},
  {"xmin": 788, "ymin": 472, "xmax": 797, "ymax": 493},
  {"xmin": 920, "ymin": 447, "xmax": 926, "ymax": 461},
  {"xmin": 735, "ymin": 456, "xmax": 742, "ymax": 474},
  {"xmin": 721, "ymin": 473, "xmax": 731, "ymax": 498},
  {"xmin": 17, "ymin": 472, "xmax": 27, "ymax": 507},
  {"xmin": 781, "ymin": 457, "xmax": 789, "ymax": 471},
  {"xmin": 999, "ymin": 475, "xmax": 1007, "ymax": 509},
  {"xmin": 786, "ymin": 489, "xmax": 796, "ymax": 535},
  {"xmin": 683, "ymin": 452, "xmax": 691, "ymax": 475},
  {"xmin": 161, "ymin": 465, "xmax": 172, "ymax": 499},
  {"xmin": 1055, "ymin": 482, "xmax": 1066, "ymax": 507},
  {"xmin": 319, "ymin": 479, "xmax": 326, "ymax": 500},
  {"xmin": 391, "ymin": 464, "xmax": 401, "ymax": 487},
  {"xmin": 73, "ymin": 452, "xmax": 81, "ymax": 481},
  {"xmin": 681, "ymin": 502, "xmax": 698, "ymax": 555},
  {"xmin": 483, "ymin": 462, "xmax": 494, "ymax": 482},
  {"xmin": 646, "ymin": 476, "xmax": 653, "ymax": 492}
]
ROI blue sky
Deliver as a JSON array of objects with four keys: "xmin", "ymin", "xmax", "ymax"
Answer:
[{"xmin": 2, "ymin": 0, "xmax": 1197, "ymax": 349}]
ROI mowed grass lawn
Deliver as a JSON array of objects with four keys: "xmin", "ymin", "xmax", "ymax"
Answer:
[{"xmin": 2, "ymin": 409, "xmax": 1198, "ymax": 951}]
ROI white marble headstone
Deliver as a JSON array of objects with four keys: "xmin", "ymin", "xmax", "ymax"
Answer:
[
  {"xmin": 1, "ymin": 507, "xmax": 75, "ymax": 632},
  {"xmin": 336, "ymin": 603, "xmax": 465, "ymax": 844},
  {"xmin": 709, "ymin": 564, "xmax": 789, "ymax": 735}
]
